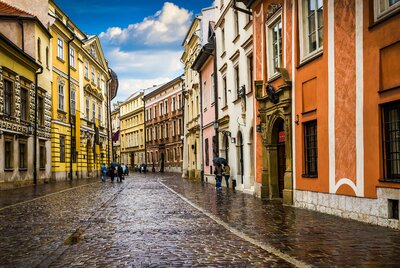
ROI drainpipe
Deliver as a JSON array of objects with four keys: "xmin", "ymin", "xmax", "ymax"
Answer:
[
  {"xmin": 212, "ymin": 34, "xmax": 219, "ymax": 157},
  {"xmin": 142, "ymin": 97, "xmax": 147, "ymax": 168},
  {"xmin": 67, "ymin": 33, "xmax": 75, "ymax": 180},
  {"xmin": 34, "ymin": 66, "xmax": 43, "ymax": 185},
  {"xmin": 198, "ymin": 71, "xmax": 204, "ymax": 182},
  {"xmin": 107, "ymin": 77, "xmax": 112, "ymax": 165}
]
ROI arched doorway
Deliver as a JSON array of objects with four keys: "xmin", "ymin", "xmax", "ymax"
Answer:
[
  {"xmin": 237, "ymin": 132, "xmax": 244, "ymax": 184},
  {"xmin": 272, "ymin": 118, "xmax": 285, "ymax": 198}
]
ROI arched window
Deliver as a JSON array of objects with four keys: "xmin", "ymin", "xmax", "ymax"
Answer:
[{"xmin": 37, "ymin": 38, "xmax": 41, "ymax": 61}]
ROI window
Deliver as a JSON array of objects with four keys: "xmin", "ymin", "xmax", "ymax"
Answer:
[
  {"xmin": 178, "ymin": 95, "xmax": 182, "ymax": 110},
  {"xmin": 84, "ymin": 61, "xmax": 89, "ymax": 78},
  {"xmin": 38, "ymin": 97, "xmax": 44, "ymax": 126},
  {"xmin": 4, "ymin": 139, "xmax": 13, "ymax": 169},
  {"xmin": 97, "ymin": 72, "xmax": 101, "ymax": 87},
  {"xmin": 165, "ymin": 123, "xmax": 169, "ymax": 139},
  {"xmin": 234, "ymin": 10, "xmax": 239, "ymax": 38},
  {"xmin": 304, "ymin": 120, "xmax": 318, "ymax": 177},
  {"xmin": 92, "ymin": 103, "xmax": 96, "ymax": 121},
  {"xmin": 382, "ymin": 101, "xmax": 400, "ymax": 179},
  {"xmin": 235, "ymin": 66, "xmax": 240, "ymax": 99},
  {"xmin": 20, "ymin": 88, "xmax": 28, "ymax": 121},
  {"xmin": 173, "ymin": 121, "xmax": 177, "ymax": 137},
  {"xmin": 37, "ymin": 38, "xmax": 41, "ymax": 62},
  {"xmin": 154, "ymin": 106, "xmax": 157, "ymax": 118},
  {"xmin": 71, "ymin": 89, "xmax": 76, "ymax": 116},
  {"xmin": 86, "ymin": 98, "xmax": 90, "ymax": 120},
  {"xmin": 98, "ymin": 106, "xmax": 102, "ymax": 125},
  {"xmin": 223, "ymin": 76, "xmax": 227, "ymax": 106},
  {"xmin": 172, "ymin": 97, "xmax": 176, "ymax": 111},
  {"xmin": 160, "ymin": 103, "xmax": 163, "ymax": 116},
  {"xmin": 58, "ymin": 84, "xmax": 64, "ymax": 111},
  {"xmin": 165, "ymin": 100, "xmax": 168, "ymax": 115},
  {"xmin": 91, "ymin": 67, "xmax": 95, "ymax": 83},
  {"xmin": 4, "ymin": 79, "xmax": 12, "ymax": 116},
  {"xmin": 39, "ymin": 143, "xmax": 46, "ymax": 169},
  {"xmin": 211, "ymin": 73, "xmax": 215, "ymax": 104},
  {"xmin": 69, "ymin": 47, "xmax": 75, "ymax": 68},
  {"xmin": 299, "ymin": 0, "xmax": 323, "ymax": 60},
  {"xmin": 60, "ymin": 136, "xmax": 65, "ymax": 162},
  {"xmin": 221, "ymin": 26, "xmax": 226, "ymax": 53},
  {"xmin": 375, "ymin": 0, "xmax": 400, "ymax": 20},
  {"xmin": 267, "ymin": 14, "xmax": 282, "ymax": 79},
  {"xmin": 205, "ymin": 138, "xmax": 209, "ymax": 166},
  {"xmin": 57, "ymin": 37, "xmax": 64, "ymax": 60},
  {"xmin": 19, "ymin": 141, "xmax": 27, "ymax": 169}
]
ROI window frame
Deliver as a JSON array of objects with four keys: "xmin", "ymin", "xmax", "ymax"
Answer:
[
  {"xmin": 382, "ymin": 101, "xmax": 400, "ymax": 180},
  {"xmin": 4, "ymin": 78, "xmax": 13, "ymax": 116},
  {"xmin": 60, "ymin": 136, "xmax": 65, "ymax": 162},
  {"xmin": 84, "ymin": 61, "xmax": 89, "ymax": 79},
  {"xmin": 39, "ymin": 142, "xmax": 46, "ymax": 169},
  {"xmin": 69, "ymin": 47, "xmax": 75, "ymax": 68},
  {"xmin": 4, "ymin": 137, "xmax": 13, "ymax": 170},
  {"xmin": 19, "ymin": 140, "xmax": 27, "ymax": 169},
  {"xmin": 303, "ymin": 120, "xmax": 318, "ymax": 177},
  {"xmin": 57, "ymin": 37, "xmax": 64, "ymax": 60},
  {"xmin": 374, "ymin": 0, "xmax": 400, "ymax": 21},
  {"xmin": 298, "ymin": 0, "xmax": 324, "ymax": 62},
  {"xmin": 58, "ymin": 83, "xmax": 64, "ymax": 111},
  {"xmin": 266, "ymin": 11, "xmax": 283, "ymax": 80},
  {"xmin": 20, "ymin": 87, "xmax": 29, "ymax": 121},
  {"xmin": 38, "ymin": 96, "xmax": 45, "ymax": 126}
]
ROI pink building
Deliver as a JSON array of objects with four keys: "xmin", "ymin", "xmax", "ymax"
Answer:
[{"xmin": 192, "ymin": 27, "xmax": 217, "ymax": 182}]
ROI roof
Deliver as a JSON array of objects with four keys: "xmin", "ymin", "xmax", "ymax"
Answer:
[
  {"xmin": 0, "ymin": 1, "xmax": 34, "ymax": 17},
  {"xmin": 143, "ymin": 76, "xmax": 183, "ymax": 100}
]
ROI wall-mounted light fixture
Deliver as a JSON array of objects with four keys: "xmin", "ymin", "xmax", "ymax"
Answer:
[
  {"xmin": 27, "ymin": 123, "xmax": 33, "ymax": 135},
  {"xmin": 231, "ymin": 137, "xmax": 236, "ymax": 144}
]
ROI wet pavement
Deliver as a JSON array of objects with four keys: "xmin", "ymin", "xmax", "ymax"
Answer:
[{"xmin": 0, "ymin": 173, "xmax": 399, "ymax": 267}]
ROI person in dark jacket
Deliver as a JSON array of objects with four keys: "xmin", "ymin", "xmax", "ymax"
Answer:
[
  {"xmin": 117, "ymin": 164, "xmax": 124, "ymax": 182},
  {"xmin": 110, "ymin": 165, "xmax": 115, "ymax": 182}
]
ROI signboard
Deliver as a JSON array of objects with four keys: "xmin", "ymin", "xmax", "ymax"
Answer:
[{"xmin": 278, "ymin": 131, "xmax": 285, "ymax": 143}]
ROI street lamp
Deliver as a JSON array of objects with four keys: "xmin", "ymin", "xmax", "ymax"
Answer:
[{"xmin": 27, "ymin": 123, "xmax": 33, "ymax": 135}]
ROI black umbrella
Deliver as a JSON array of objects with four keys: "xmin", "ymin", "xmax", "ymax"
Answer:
[{"xmin": 213, "ymin": 157, "xmax": 227, "ymax": 165}]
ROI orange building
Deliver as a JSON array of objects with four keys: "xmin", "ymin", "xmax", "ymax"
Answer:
[{"xmin": 247, "ymin": 0, "xmax": 400, "ymax": 228}]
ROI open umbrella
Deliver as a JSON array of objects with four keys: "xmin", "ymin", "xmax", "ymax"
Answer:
[{"xmin": 213, "ymin": 157, "xmax": 227, "ymax": 165}]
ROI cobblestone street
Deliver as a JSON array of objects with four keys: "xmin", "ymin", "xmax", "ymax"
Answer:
[{"xmin": 1, "ymin": 173, "xmax": 400, "ymax": 267}]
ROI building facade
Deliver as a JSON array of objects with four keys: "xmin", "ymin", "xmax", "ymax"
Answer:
[
  {"xmin": 111, "ymin": 102, "xmax": 121, "ymax": 163},
  {"xmin": 247, "ymin": 0, "xmax": 400, "ymax": 228},
  {"xmin": 119, "ymin": 91, "xmax": 145, "ymax": 169},
  {"xmin": 214, "ymin": 1, "xmax": 255, "ymax": 193},
  {"xmin": 0, "ymin": 2, "xmax": 52, "ymax": 188},
  {"xmin": 144, "ymin": 77, "xmax": 184, "ymax": 173},
  {"xmin": 49, "ymin": 0, "xmax": 111, "ymax": 180}
]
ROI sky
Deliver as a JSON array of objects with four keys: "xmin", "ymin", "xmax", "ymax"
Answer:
[{"xmin": 55, "ymin": 0, "xmax": 216, "ymax": 104}]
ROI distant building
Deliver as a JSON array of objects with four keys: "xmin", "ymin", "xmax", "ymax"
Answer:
[
  {"xmin": 111, "ymin": 103, "xmax": 121, "ymax": 163},
  {"xmin": 119, "ymin": 91, "xmax": 145, "ymax": 169},
  {"xmin": 144, "ymin": 77, "xmax": 184, "ymax": 173}
]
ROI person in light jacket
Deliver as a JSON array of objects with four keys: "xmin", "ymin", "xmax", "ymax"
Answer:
[{"xmin": 223, "ymin": 164, "xmax": 231, "ymax": 189}]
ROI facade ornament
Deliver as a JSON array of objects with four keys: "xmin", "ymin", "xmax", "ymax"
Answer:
[{"xmin": 266, "ymin": 3, "xmax": 282, "ymax": 21}]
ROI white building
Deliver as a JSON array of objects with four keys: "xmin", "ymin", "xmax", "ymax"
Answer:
[{"xmin": 215, "ymin": 0, "xmax": 255, "ymax": 193}]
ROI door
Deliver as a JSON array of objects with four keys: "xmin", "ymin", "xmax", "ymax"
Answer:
[{"xmin": 277, "ymin": 132, "xmax": 286, "ymax": 198}]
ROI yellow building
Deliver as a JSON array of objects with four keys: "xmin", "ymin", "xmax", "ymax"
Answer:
[
  {"xmin": 49, "ymin": 0, "xmax": 111, "ymax": 180},
  {"xmin": 0, "ymin": 1, "xmax": 52, "ymax": 188},
  {"xmin": 181, "ymin": 18, "xmax": 202, "ymax": 180},
  {"xmin": 119, "ymin": 90, "xmax": 145, "ymax": 170}
]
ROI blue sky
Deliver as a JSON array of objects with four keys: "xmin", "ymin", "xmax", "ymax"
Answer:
[{"xmin": 55, "ymin": 0, "xmax": 215, "ymax": 103}]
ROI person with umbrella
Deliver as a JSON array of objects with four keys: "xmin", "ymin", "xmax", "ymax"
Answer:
[{"xmin": 214, "ymin": 163, "xmax": 223, "ymax": 190}]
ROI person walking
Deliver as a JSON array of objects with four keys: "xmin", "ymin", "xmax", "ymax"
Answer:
[
  {"xmin": 110, "ymin": 165, "xmax": 115, "ymax": 183},
  {"xmin": 117, "ymin": 164, "xmax": 124, "ymax": 182},
  {"xmin": 101, "ymin": 163, "xmax": 107, "ymax": 183},
  {"xmin": 223, "ymin": 164, "xmax": 230, "ymax": 189},
  {"xmin": 214, "ymin": 163, "xmax": 223, "ymax": 190}
]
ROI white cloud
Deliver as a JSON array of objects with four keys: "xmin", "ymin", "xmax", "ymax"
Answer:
[
  {"xmin": 107, "ymin": 48, "xmax": 182, "ymax": 77},
  {"xmin": 100, "ymin": 2, "xmax": 192, "ymax": 46},
  {"xmin": 115, "ymin": 77, "xmax": 172, "ymax": 103}
]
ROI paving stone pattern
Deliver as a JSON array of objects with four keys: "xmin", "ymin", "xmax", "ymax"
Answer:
[
  {"xmin": 0, "ymin": 175, "xmax": 291, "ymax": 267},
  {"xmin": 161, "ymin": 174, "xmax": 400, "ymax": 267}
]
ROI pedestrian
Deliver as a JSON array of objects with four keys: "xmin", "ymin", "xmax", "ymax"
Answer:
[
  {"xmin": 110, "ymin": 165, "xmax": 115, "ymax": 182},
  {"xmin": 101, "ymin": 163, "xmax": 107, "ymax": 183},
  {"xmin": 214, "ymin": 163, "xmax": 223, "ymax": 190},
  {"xmin": 117, "ymin": 164, "xmax": 124, "ymax": 182},
  {"xmin": 223, "ymin": 164, "xmax": 230, "ymax": 189}
]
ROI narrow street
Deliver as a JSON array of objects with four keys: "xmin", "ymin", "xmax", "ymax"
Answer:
[{"xmin": 0, "ymin": 173, "xmax": 399, "ymax": 267}]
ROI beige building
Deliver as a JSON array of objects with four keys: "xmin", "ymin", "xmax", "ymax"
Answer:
[
  {"xmin": 119, "ymin": 90, "xmax": 145, "ymax": 169},
  {"xmin": 111, "ymin": 103, "xmax": 121, "ymax": 163}
]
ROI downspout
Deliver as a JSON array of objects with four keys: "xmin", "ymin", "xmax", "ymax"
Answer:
[
  {"xmin": 212, "ymin": 34, "xmax": 219, "ymax": 157},
  {"xmin": 199, "ymin": 70, "xmax": 204, "ymax": 182},
  {"xmin": 34, "ymin": 66, "xmax": 43, "ymax": 185},
  {"xmin": 107, "ymin": 77, "xmax": 112, "ymax": 165},
  {"xmin": 142, "ymin": 97, "xmax": 147, "ymax": 168},
  {"xmin": 67, "ymin": 33, "xmax": 75, "ymax": 180}
]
